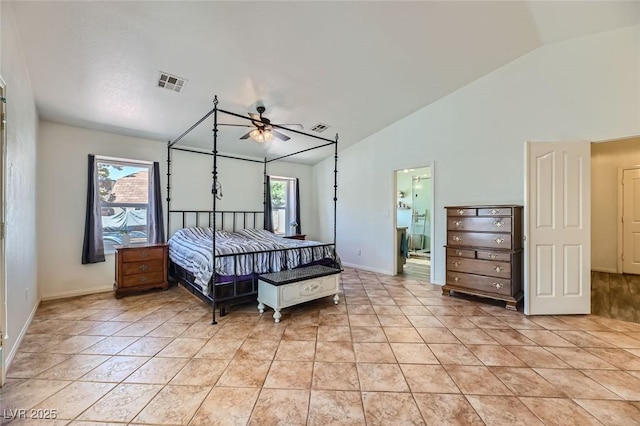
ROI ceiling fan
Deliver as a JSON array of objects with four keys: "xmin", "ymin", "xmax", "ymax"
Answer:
[{"xmin": 221, "ymin": 106, "xmax": 302, "ymax": 143}]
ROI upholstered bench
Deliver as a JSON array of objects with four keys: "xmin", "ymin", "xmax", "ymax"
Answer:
[{"xmin": 257, "ymin": 265, "xmax": 341, "ymax": 322}]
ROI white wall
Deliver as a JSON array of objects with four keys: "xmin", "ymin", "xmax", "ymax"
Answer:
[
  {"xmin": 1, "ymin": 3, "xmax": 39, "ymax": 367},
  {"xmin": 315, "ymin": 25, "xmax": 640, "ymax": 282},
  {"xmin": 591, "ymin": 137, "xmax": 640, "ymax": 273},
  {"xmin": 37, "ymin": 122, "xmax": 315, "ymax": 299}
]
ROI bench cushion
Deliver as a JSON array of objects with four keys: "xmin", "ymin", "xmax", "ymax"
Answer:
[{"xmin": 259, "ymin": 265, "xmax": 341, "ymax": 286}]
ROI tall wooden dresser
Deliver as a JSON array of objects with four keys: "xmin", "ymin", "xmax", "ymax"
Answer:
[{"xmin": 443, "ymin": 205, "xmax": 523, "ymax": 310}]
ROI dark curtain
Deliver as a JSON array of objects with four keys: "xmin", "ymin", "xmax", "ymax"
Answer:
[
  {"xmin": 149, "ymin": 162, "xmax": 165, "ymax": 243},
  {"xmin": 264, "ymin": 175, "xmax": 274, "ymax": 232},
  {"xmin": 295, "ymin": 178, "xmax": 301, "ymax": 234},
  {"xmin": 82, "ymin": 154, "xmax": 105, "ymax": 264}
]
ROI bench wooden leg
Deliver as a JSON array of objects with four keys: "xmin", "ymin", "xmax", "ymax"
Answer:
[
  {"xmin": 258, "ymin": 301, "xmax": 265, "ymax": 314},
  {"xmin": 273, "ymin": 309, "xmax": 281, "ymax": 323},
  {"xmin": 333, "ymin": 294, "xmax": 339, "ymax": 305}
]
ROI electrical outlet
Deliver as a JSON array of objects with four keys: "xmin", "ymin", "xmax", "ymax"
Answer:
[{"xmin": 357, "ymin": 249, "xmax": 361, "ymax": 256}]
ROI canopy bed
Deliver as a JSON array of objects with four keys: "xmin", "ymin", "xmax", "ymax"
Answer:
[{"xmin": 166, "ymin": 96, "xmax": 340, "ymax": 324}]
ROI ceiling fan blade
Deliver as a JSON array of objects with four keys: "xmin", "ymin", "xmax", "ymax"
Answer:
[
  {"xmin": 271, "ymin": 130, "xmax": 290, "ymax": 141},
  {"xmin": 275, "ymin": 123, "xmax": 304, "ymax": 130},
  {"xmin": 219, "ymin": 123, "xmax": 252, "ymax": 128},
  {"xmin": 239, "ymin": 131, "xmax": 252, "ymax": 140}
]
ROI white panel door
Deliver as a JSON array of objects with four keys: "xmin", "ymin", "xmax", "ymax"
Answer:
[
  {"xmin": 525, "ymin": 141, "xmax": 591, "ymax": 315},
  {"xmin": 622, "ymin": 169, "xmax": 640, "ymax": 274}
]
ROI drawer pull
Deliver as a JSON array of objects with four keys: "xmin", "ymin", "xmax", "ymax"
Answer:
[
  {"xmin": 488, "ymin": 254, "xmax": 498, "ymax": 259},
  {"xmin": 489, "ymin": 209, "xmax": 499, "ymax": 215},
  {"xmin": 139, "ymin": 276, "xmax": 148, "ymax": 282},
  {"xmin": 494, "ymin": 266, "xmax": 503, "ymax": 273},
  {"xmin": 453, "ymin": 236, "xmax": 462, "ymax": 242},
  {"xmin": 493, "ymin": 220, "xmax": 504, "ymax": 228},
  {"xmin": 453, "ymin": 276, "xmax": 460, "ymax": 282},
  {"xmin": 304, "ymin": 283, "xmax": 320, "ymax": 292},
  {"xmin": 453, "ymin": 220, "xmax": 462, "ymax": 227},
  {"xmin": 139, "ymin": 264, "xmax": 149, "ymax": 272},
  {"xmin": 140, "ymin": 251, "xmax": 149, "ymax": 258},
  {"xmin": 457, "ymin": 209, "xmax": 466, "ymax": 215},
  {"xmin": 456, "ymin": 250, "xmax": 463, "ymax": 256},
  {"xmin": 453, "ymin": 261, "xmax": 460, "ymax": 267},
  {"xmin": 492, "ymin": 282, "xmax": 503, "ymax": 289},
  {"xmin": 494, "ymin": 238, "xmax": 504, "ymax": 245}
]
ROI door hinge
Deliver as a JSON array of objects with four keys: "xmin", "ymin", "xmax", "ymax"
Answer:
[
  {"xmin": 0, "ymin": 223, "xmax": 4, "ymax": 239},
  {"xmin": 1, "ymin": 113, "xmax": 5, "ymax": 131},
  {"xmin": 622, "ymin": 216, "xmax": 624, "ymax": 224},
  {"xmin": 622, "ymin": 253, "xmax": 625, "ymax": 261}
]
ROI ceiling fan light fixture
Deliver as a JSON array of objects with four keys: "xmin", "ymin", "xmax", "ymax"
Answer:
[{"xmin": 249, "ymin": 128, "xmax": 273, "ymax": 143}]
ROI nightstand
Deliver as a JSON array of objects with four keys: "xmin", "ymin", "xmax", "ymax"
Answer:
[
  {"xmin": 282, "ymin": 234, "xmax": 306, "ymax": 240},
  {"xmin": 114, "ymin": 243, "xmax": 169, "ymax": 298}
]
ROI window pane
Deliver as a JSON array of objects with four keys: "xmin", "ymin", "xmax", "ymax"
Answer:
[
  {"xmin": 97, "ymin": 160, "xmax": 151, "ymax": 250},
  {"xmin": 270, "ymin": 177, "xmax": 297, "ymax": 235}
]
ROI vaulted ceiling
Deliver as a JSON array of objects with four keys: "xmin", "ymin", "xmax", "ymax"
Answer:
[{"xmin": 10, "ymin": 1, "xmax": 640, "ymax": 163}]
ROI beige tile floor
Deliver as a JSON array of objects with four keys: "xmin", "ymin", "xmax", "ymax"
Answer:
[{"xmin": 3, "ymin": 267, "xmax": 640, "ymax": 425}]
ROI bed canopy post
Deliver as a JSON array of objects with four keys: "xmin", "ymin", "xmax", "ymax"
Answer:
[
  {"xmin": 263, "ymin": 157, "xmax": 268, "ymax": 229},
  {"xmin": 333, "ymin": 134, "xmax": 338, "ymax": 250},
  {"xmin": 211, "ymin": 95, "xmax": 219, "ymax": 325},
  {"xmin": 166, "ymin": 141, "xmax": 172, "ymax": 239}
]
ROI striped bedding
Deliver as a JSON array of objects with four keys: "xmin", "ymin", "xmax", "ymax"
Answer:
[{"xmin": 168, "ymin": 227, "xmax": 338, "ymax": 292}]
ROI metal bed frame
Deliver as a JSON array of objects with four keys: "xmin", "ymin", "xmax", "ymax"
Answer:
[{"xmin": 166, "ymin": 96, "xmax": 339, "ymax": 324}]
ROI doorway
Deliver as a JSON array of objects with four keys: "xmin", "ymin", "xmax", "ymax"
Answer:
[
  {"xmin": 591, "ymin": 136, "xmax": 640, "ymax": 323},
  {"xmin": 395, "ymin": 166, "xmax": 433, "ymax": 282},
  {"xmin": 0, "ymin": 77, "xmax": 6, "ymax": 386}
]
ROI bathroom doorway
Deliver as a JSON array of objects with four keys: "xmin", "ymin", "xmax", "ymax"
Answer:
[{"xmin": 395, "ymin": 166, "xmax": 433, "ymax": 282}]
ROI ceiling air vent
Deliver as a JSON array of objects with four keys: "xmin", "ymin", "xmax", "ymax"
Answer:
[
  {"xmin": 157, "ymin": 72, "xmax": 187, "ymax": 93},
  {"xmin": 310, "ymin": 122, "xmax": 330, "ymax": 133}
]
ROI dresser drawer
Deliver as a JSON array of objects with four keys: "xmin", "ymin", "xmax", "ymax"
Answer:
[
  {"xmin": 448, "ymin": 217, "xmax": 512, "ymax": 233},
  {"xmin": 478, "ymin": 207, "xmax": 513, "ymax": 217},
  {"xmin": 121, "ymin": 247, "xmax": 164, "ymax": 263},
  {"xmin": 446, "ymin": 271, "xmax": 511, "ymax": 296},
  {"xmin": 447, "ymin": 207, "xmax": 477, "ymax": 217},
  {"xmin": 476, "ymin": 250, "xmax": 511, "ymax": 262},
  {"xmin": 122, "ymin": 271, "xmax": 165, "ymax": 288},
  {"xmin": 121, "ymin": 259, "xmax": 164, "ymax": 276},
  {"xmin": 447, "ymin": 257, "xmax": 511, "ymax": 278},
  {"xmin": 448, "ymin": 232, "xmax": 512, "ymax": 249},
  {"xmin": 446, "ymin": 248, "xmax": 476, "ymax": 259}
]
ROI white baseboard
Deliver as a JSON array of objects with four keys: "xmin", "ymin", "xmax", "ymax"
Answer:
[
  {"xmin": 6, "ymin": 297, "xmax": 40, "ymax": 372},
  {"xmin": 41, "ymin": 285, "xmax": 113, "ymax": 301},
  {"xmin": 591, "ymin": 266, "xmax": 618, "ymax": 274},
  {"xmin": 341, "ymin": 262, "xmax": 391, "ymax": 275}
]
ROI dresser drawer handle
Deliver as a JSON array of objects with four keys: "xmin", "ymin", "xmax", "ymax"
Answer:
[
  {"xmin": 456, "ymin": 250, "xmax": 463, "ymax": 256},
  {"xmin": 494, "ymin": 238, "xmax": 504, "ymax": 244},
  {"xmin": 453, "ymin": 261, "xmax": 460, "ymax": 267},
  {"xmin": 453, "ymin": 276, "xmax": 460, "ymax": 282},
  {"xmin": 494, "ymin": 266, "xmax": 503, "ymax": 273},
  {"xmin": 140, "ymin": 251, "xmax": 149, "ymax": 258},
  {"xmin": 139, "ymin": 264, "xmax": 149, "ymax": 272},
  {"xmin": 493, "ymin": 282, "xmax": 503, "ymax": 289},
  {"xmin": 488, "ymin": 254, "xmax": 498, "ymax": 259},
  {"xmin": 493, "ymin": 220, "xmax": 504, "ymax": 228},
  {"xmin": 457, "ymin": 209, "xmax": 466, "ymax": 215},
  {"xmin": 453, "ymin": 236, "xmax": 462, "ymax": 242},
  {"xmin": 139, "ymin": 276, "xmax": 148, "ymax": 282},
  {"xmin": 453, "ymin": 220, "xmax": 462, "ymax": 227},
  {"xmin": 489, "ymin": 209, "xmax": 499, "ymax": 215}
]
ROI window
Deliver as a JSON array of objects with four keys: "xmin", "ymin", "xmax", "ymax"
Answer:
[
  {"xmin": 270, "ymin": 177, "xmax": 297, "ymax": 235},
  {"xmin": 97, "ymin": 158, "xmax": 152, "ymax": 253}
]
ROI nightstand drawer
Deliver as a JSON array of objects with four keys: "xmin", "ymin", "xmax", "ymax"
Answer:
[
  {"xmin": 122, "ymin": 247, "xmax": 164, "ymax": 263},
  {"xmin": 121, "ymin": 259, "xmax": 164, "ymax": 276},
  {"xmin": 122, "ymin": 271, "xmax": 165, "ymax": 288}
]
